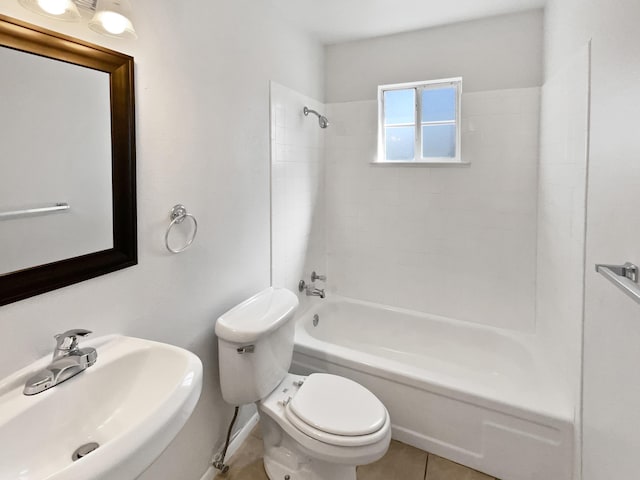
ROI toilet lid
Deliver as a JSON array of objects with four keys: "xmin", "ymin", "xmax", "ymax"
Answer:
[{"xmin": 288, "ymin": 373, "xmax": 387, "ymax": 436}]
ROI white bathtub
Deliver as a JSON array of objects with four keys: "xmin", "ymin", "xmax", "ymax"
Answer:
[{"xmin": 292, "ymin": 297, "xmax": 574, "ymax": 480}]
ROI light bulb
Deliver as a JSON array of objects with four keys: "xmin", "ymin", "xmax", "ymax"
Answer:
[
  {"xmin": 88, "ymin": 0, "xmax": 137, "ymax": 38},
  {"xmin": 99, "ymin": 11, "xmax": 128, "ymax": 35},
  {"xmin": 36, "ymin": 0, "xmax": 69, "ymax": 15}
]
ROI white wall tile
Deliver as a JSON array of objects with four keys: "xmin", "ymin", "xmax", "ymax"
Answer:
[
  {"xmin": 270, "ymin": 83, "xmax": 327, "ymax": 295},
  {"xmin": 324, "ymin": 88, "xmax": 540, "ymax": 331}
]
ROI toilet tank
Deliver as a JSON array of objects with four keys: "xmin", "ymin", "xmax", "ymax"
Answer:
[{"xmin": 215, "ymin": 287, "xmax": 299, "ymax": 405}]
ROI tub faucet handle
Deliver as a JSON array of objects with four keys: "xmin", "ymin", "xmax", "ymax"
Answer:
[
  {"xmin": 311, "ymin": 271, "xmax": 326, "ymax": 282},
  {"xmin": 298, "ymin": 280, "xmax": 326, "ymax": 299}
]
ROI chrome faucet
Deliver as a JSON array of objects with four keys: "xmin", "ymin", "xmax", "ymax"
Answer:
[
  {"xmin": 24, "ymin": 329, "xmax": 97, "ymax": 396},
  {"xmin": 306, "ymin": 287, "xmax": 326, "ymax": 299},
  {"xmin": 298, "ymin": 271, "xmax": 327, "ymax": 299},
  {"xmin": 298, "ymin": 280, "xmax": 326, "ymax": 299}
]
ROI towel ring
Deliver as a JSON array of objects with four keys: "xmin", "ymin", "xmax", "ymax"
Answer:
[{"xmin": 165, "ymin": 204, "xmax": 198, "ymax": 254}]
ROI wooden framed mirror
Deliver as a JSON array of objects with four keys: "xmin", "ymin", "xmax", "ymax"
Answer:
[{"xmin": 0, "ymin": 14, "xmax": 137, "ymax": 306}]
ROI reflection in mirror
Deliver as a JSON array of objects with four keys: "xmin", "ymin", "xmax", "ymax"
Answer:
[{"xmin": 0, "ymin": 46, "xmax": 114, "ymax": 274}]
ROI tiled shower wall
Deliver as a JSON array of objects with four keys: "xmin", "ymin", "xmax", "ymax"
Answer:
[
  {"xmin": 270, "ymin": 82, "xmax": 326, "ymax": 294},
  {"xmin": 325, "ymin": 88, "xmax": 540, "ymax": 331}
]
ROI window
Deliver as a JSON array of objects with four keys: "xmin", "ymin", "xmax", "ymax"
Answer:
[{"xmin": 378, "ymin": 77, "xmax": 462, "ymax": 164}]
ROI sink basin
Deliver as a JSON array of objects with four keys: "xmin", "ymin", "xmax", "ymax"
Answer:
[{"xmin": 0, "ymin": 335, "xmax": 203, "ymax": 480}]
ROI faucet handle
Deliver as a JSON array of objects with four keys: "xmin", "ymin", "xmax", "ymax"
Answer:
[
  {"xmin": 54, "ymin": 329, "xmax": 92, "ymax": 352},
  {"xmin": 311, "ymin": 271, "xmax": 326, "ymax": 282}
]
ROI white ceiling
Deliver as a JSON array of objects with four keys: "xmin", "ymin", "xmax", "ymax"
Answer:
[{"xmin": 266, "ymin": 0, "xmax": 546, "ymax": 44}]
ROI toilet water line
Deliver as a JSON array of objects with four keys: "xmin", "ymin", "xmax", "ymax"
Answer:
[{"xmin": 213, "ymin": 405, "xmax": 239, "ymax": 474}]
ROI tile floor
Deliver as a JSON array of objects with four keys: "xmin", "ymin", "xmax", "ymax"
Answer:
[{"xmin": 218, "ymin": 426, "xmax": 499, "ymax": 480}]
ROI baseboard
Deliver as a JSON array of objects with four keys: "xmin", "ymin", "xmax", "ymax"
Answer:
[{"xmin": 199, "ymin": 412, "xmax": 260, "ymax": 480}]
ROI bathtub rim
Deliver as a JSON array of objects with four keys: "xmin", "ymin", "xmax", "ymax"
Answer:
[{"xmin": 293, "ymin": 295, "xmax": 575, "ymax": 430}]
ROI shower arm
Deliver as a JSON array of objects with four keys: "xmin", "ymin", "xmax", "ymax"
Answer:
[
  {"xmin": 303, "ymin": 106, "xmax": 329, "ymax": 128},
  {"xmin": 303, "ymin": 106, "xmax": 321, "ymax": 118}
]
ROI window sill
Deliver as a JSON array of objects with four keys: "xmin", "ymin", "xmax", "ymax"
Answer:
[{"xmin": 371, "ymin": 161, "xmax": 471, "ymax": 167}]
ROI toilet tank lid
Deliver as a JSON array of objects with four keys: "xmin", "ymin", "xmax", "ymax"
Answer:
[{"xmin": 215, "ymin": 287, "xmax": 299, "ymax": 344}]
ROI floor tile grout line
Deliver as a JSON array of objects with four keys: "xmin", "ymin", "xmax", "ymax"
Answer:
[{"xmin": 423, "ymin": 452, "xmax": 430, "ymax": 480}]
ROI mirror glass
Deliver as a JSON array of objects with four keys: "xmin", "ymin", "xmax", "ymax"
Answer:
[{"xmin": 0, "ymin": 46, "xmax": 114, "ymax": 274}]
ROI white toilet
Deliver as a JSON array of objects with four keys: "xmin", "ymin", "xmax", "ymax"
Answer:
[{"xmin": 216, "ymin": 287, "xmax": 391, "ymax": 480}]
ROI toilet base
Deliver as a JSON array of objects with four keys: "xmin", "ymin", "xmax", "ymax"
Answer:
[
  {"xmin": 260, "ymin": 414, "xmax": 357, "ymax": 480},
  {"xmin": 262, "ymin": 418, "xmax": 356, "ymax": 480},
  {"xmin": 263, "ymin": 452, "xmax": 356, "ymax": 480},
  {"xmin": 255, "ymin": 373, "xmax": 391, "ymax": 479}
]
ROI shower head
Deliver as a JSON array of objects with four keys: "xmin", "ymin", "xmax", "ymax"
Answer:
[
  {"xmin": 318, "ymin": 115, "xmax": 329, "ymax": 129},
  {"xmin": 303, "ymin": 106, "xmax": 329, "ymax": 129}
]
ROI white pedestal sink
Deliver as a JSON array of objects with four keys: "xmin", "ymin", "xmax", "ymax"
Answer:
[{"xmin": 0, "ymin": 335, "xmax": 203, "ymax": 480}]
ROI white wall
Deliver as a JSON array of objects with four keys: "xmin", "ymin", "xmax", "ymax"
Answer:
[
  {"xmin": 325, "ymin": 88, "xmax": 540, "ymax": 330},
  {"xmin": 270, "ymin": 82, "xmax": 327, "ymax": 296},
  {"xmin": 0, "ymin": 2, "xmax": 323, "ymax": 479},
  {"xmin": 325, "ymin": 9, "xmax": 543, "ymax": 103},
  {"xmin": 545, "ymin": 0, "xmax": 640, "ymax": 478}
]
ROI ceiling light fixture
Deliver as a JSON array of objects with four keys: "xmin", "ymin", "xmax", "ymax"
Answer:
[{"xmin": 18, "ymin": 0, "xmax": 137, "ymax": 39}]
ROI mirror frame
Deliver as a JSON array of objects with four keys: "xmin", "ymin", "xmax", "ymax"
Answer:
[{"xmin": 0, "ymin": 14, "xmax": 137, "ymax": 306}]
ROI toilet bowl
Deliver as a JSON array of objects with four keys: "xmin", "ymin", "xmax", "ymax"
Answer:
[
  {"xmin": 216, "ymin": 287, "xmax": 391, "ymax": 480},
  {"xmin": 259, "ymin": 373, "xmax": 391, "ymax": 479}
]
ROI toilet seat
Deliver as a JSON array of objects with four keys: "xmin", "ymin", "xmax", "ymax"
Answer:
[{"xmin": 284, "ymin": 373, "xmax": 389, "ymax": 447}]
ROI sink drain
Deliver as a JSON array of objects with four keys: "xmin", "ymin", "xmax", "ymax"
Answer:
[{"xmin": 72, "ymin": 442, "xmax": 100, "ymax": 461}]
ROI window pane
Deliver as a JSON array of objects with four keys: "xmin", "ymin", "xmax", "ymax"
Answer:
[
  {"xmin": 384, "ymin": 89, "xmax": 415, "ymax": 125},
  {"xmin": 421, "ymin": 87, "xmax": 456, "ymax": 122},
  {"xmin": 422, "ymin": 124, "xmax": 456, "ymax": 158},
  {"xmin": 385, "ymin": 126, "xmax": 415, "ymax": 161}
]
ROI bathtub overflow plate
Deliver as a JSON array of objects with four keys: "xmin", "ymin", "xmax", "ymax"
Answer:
[
  {"xmin": 72, "ymin": 442, "xmax": 100, "ymax": 461},
  {"xmin": 313, "ymin": 314, "xmax": 319, "ymax": 327}
]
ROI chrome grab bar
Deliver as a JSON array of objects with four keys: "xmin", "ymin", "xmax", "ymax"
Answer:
[{"xmin": 595, "ymin": 262, "xmax": 640, "ymax": 305}]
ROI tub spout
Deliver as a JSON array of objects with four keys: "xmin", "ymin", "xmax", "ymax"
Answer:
[
  {"xmin": 308, "ymin": 287, "xmax": 325, "ymax": 299},
  {"xmin": 298, "ymin": 280, "xmax": 325, "ymax": 299}
]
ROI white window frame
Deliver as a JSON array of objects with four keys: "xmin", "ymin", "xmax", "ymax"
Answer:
[{"xmin": 377, "ymin": 77, "xmax": 463, "ymax": 165}]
